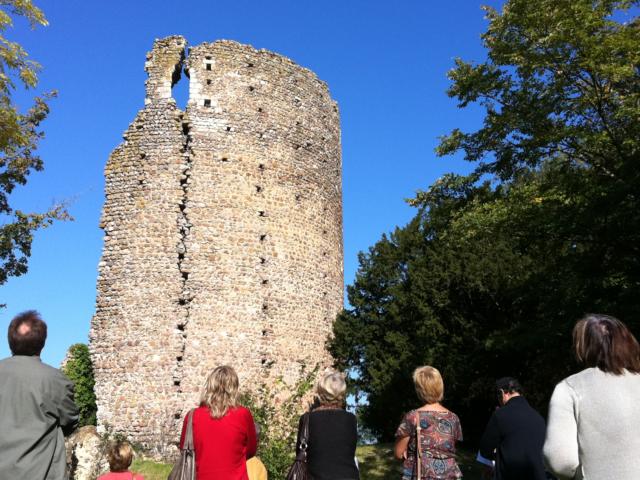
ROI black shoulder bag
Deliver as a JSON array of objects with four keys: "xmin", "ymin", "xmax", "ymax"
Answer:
[{"xmin": 286, "ymin": 412, "xmax": 313, "ymax": 480}]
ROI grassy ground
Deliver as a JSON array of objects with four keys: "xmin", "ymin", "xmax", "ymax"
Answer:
[
  {"xmin": 356, "ymin": 443, "xmax": 484, "ymax": 480},
  {"xmin": 132, "ymin": 444, "xmax": 485, "ymax": 480},
  {"xmin": 131, "ymin": 459, "xmax": 172, "ymax": 480}
]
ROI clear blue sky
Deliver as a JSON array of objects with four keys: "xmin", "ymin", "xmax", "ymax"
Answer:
[{"xmin": 0, "ymin": 0, "xmax": 501, "ymax": 365}]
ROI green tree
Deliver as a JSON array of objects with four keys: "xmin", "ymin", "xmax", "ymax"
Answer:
[
  {"xmin": 437, "ymin": 0, "xmax": 640, "ymax": 181},
  {"xmin": 63, "ymin": 343, "xmax": 97, "ymax": 427},
  {"xmin": 240, "ymin": 367, "xmax": 317, "ymax": 479},
  {"xmin": 0, "ymin": 0, "xmax": 68, "ymax": 291},
  {"xmin": 329, "ymin": 0, "xmax": 640, "ymax": 441}
]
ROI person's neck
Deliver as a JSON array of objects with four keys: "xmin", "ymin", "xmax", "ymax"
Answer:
[
  {"xmin": 503, "ymin": 392, "xmax": 521, "ymax": 404},
  {"xmin": 418, "ymin": 402, "xmax": 446, "ymax": 411},
  {"xmin": 315, "ymin": 402, "xmax": 343, "ymax": 411}
]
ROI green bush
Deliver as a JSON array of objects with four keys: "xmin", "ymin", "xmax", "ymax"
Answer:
[
  {"xmin": 62, "ymin": 343, "xmax": 97, "ymax": 427},
  {"xmin": 240, "ymin": 367, "xmax": 317, "ymax": 479}
]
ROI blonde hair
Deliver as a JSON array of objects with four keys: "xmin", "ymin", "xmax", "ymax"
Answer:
[
  {"xmin": 413, "ymin": 366, "xmax": 444, "ymax": 404},
  {"xmin": 107, "ymin": 440, "xmax": 134, "ymax": 472},
  {"xmin": 200, "ymin": 365, "xmax": 239, "ymax": 418},
  {"xmin": 315, "ymin": 368, "xmax": 347, "ymax": 405}
]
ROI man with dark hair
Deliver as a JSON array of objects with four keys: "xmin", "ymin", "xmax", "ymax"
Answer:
[
  {"xmin": 479, "ymin": 377, "xmax": 547, "ymax": 480},
  {"xmin": 0, "ymin": 310, "xmax": 79, "ymax": 479}
]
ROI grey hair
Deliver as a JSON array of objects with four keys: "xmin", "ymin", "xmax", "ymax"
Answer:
[{"xmin": 315, "ymin": 368, "xmax": 347, "ymax": 405}]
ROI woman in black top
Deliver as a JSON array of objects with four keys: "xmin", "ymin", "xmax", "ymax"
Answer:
[{"xmin": 296, "ymin": 368, "xmax": 360, "ymax": 480}]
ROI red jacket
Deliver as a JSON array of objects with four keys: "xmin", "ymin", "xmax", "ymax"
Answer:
[{"xmin": 180, "ymin": 405, "xmax": 257, "ymax": 480}]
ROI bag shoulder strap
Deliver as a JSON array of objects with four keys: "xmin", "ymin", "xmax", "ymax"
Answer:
[
  {"xmin": 415, "ymin": 410, "xmax": 422, "ymax": 480},
  {"xmin": 183, "ymin": 408, "xmax": 196, "ymax": 451},
  {"xmin": 299, "ymin": 412, "xmax": 310, "ymax": 450}
]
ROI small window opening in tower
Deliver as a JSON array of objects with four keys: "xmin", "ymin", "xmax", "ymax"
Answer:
[
  {"xmin": 204, "ymin": 99, "xmax": 211, "ymax": 107},
  {"xmin": 206, "ymin": 63, "xmax": 212, "ymax": 71}
]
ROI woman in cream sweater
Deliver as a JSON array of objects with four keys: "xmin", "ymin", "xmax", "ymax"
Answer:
[{"xmin": 544, "ymin": 314, "xmax": 640, "ymax": 479}]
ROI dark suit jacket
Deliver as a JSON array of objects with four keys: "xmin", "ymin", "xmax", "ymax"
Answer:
[
  {"xmin": 0, "ymin": 355, "xmax": 79, "ymax": 480},
  {"xmin": 479, "ymin": 396, "xmax": 546, "ymax": 480}
]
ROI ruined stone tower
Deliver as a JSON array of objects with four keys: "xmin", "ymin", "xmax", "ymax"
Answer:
[{"xmin": 89, "ymin": 36, "xmax": 343, "ymax": 445}]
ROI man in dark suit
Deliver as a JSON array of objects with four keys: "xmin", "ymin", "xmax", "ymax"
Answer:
[
  {"xmin": 479, "ymin": 377, "xmax": 547, "ymax": 480},
  {"xmin": 0, "ymin": 310, "xmax": 79, "ymax": 479}
]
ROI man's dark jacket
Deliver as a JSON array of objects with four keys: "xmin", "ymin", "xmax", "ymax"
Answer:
[
  {"xmin": 479, "ymin": 395, "xmax": 547, "ymax": 480},
  {"xmin": 0, "ymin": 355, "xmax": 79, "ymax": 479}
]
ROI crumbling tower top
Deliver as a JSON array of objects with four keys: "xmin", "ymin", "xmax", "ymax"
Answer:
[{"xmin": 144, "ymin": 35, "xmax": 186, "ymax": 104}]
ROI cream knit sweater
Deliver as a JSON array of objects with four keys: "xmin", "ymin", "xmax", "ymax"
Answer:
[{"xmin": 543, "ymin": 368, "xmax": 640, "ymax": 480}]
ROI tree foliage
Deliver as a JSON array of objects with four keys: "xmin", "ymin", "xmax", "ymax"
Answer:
[
  {"xmin": 0, "ymin": 0, "xmax": 68, "ymax": 291},
  {"xmin": 62, "ymin": 343, "xmax": 97, "ymax": 427},
  {"xmin": 329, "ymin": 0, "xmax": 640, "ymax": 441}
]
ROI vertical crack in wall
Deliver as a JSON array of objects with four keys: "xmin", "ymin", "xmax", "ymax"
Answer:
[
  {"xmin": 170, "ymin": 43, "xmax": 191, "ymax": 405},
  {"xmin": 174, "ymin": 113, "xmax": 193, "ymax": 396}
]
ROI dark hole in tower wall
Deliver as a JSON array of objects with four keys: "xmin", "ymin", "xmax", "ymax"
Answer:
[{"xmin": 171, "ymin": 56, "xmax": 189, "ymax": 109}]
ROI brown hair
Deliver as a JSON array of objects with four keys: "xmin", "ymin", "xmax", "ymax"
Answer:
[
  {"xmin": 200, "ymin": 365, "xmax": 239, "ymax": 418},
  {"xmin": 573, "ymin": 314, "xmax": 640, "ymax": 375},
  {"xmin": 107, "ymin": 440, "xmax": 134, "ymax": 472},
  {"xmin": 8, "ymin": 310, "xmax": 47, "ymax": 356},
  {"xmin": 413, "ymin": 366, "xmax": 444, "ymax": 404}
]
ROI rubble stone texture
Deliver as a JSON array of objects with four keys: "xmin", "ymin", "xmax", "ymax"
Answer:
[
  {"xmin": 89, "ymin": 35, "xmax": 343, "ymax": 447},
  {"xmin": 65, "ymin": 426, "xmax": 109, "ymax": 480}
]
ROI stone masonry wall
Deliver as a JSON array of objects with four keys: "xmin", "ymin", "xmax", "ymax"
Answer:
[{"xmin": 90, "ymin": 36, "xmax": 343, "ymax": 447}]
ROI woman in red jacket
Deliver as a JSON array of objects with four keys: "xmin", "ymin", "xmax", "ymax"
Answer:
[{"xmin": 180, "ymin": 365, "xmax": 257, "ymax": 480}]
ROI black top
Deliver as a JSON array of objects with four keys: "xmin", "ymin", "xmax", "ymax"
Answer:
[
  {"xmin": 479, "ymin": 396, "xmax": 547, "ymax": 480},
  {"xmin": 296, "ymin": 408, "xmax": 360, "ymax": 480}
]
